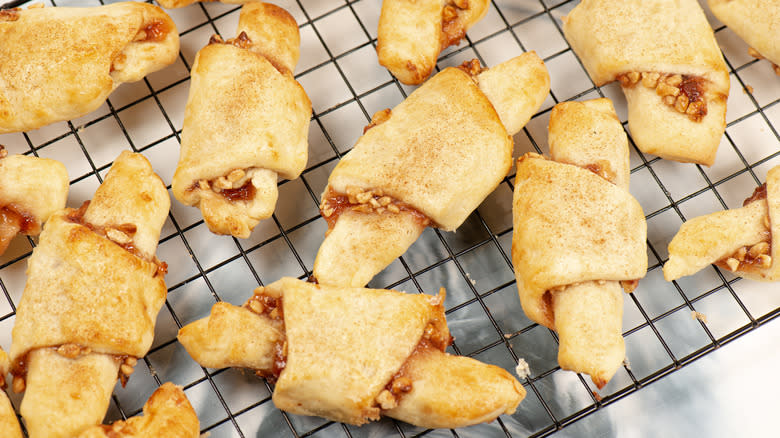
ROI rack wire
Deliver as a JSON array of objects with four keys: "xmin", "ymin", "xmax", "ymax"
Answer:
[{"xmin": 0, "ymin": 0, "xmax": 778, "ymax": 437}]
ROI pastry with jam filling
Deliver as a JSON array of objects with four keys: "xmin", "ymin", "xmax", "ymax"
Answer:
[
  {"xmin": 708, "ymin": 0, "xmax": 780, "ymax": 76},
  {"xmin": 0, "ymin": 146, "xmax": 68, "ymax": 256},
  {"xmin": 377, "ymin": 0, "xmax": 490, "ymax": 85},
  {"xmin": 664, "ymin": 165, "xmax": 780, "ymax": 282},
  {"xmin": 178, "ymin": 277, "xmax": 524, "ymax": 428},
  {"xmin": 314, "ymin": 53, "xmax": 550, "ymax": 288},
  {"xmin": 9, "ymin": 151, "xmax": 170, "ymax": 438},
  {"xmin": 172, "ymin": 3, "xmax": 311, "ymax": 239},
  {"xmin": 562, "ymin": 0, "xmax": 729, "ymax": 166},
  {"xmin": 0, "ymin": 2, "xmax": 178, "ymax": 133},
  {"xmin": 512, "ymin": 99, "xmax": 648, "ymax": 389}
]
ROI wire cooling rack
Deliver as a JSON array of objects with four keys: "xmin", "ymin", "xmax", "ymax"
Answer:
[{"xmin": 1, "ymin": 0, "xmax": 779, "ymax": 436}]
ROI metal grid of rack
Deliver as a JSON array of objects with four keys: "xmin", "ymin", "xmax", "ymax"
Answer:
[{"xmin": 0, "ymin": 0, "xmax": 778, "ymax": 436}]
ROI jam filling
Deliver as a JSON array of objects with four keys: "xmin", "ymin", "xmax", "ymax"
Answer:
[
  {"xmin": 220, "ymin": 180, "xmax": 257, "ymax": 202},
  {"xmin": 743, "ymin": 183, "xmax": 767, "ymax": 207},
  {"xmin": 246, "ymin": 291, "xmax": 287, "ymax": 383},
  {"xmin": 137, "ymin": 19, "xmax": 171, "ymax": 43},
  {"xmin": 320, "ymin": 187, "xmax": 432, "ymax": 231},
  {"xmin": 209, "ymin": 31, "xmax": 253, "ymax": 50}
]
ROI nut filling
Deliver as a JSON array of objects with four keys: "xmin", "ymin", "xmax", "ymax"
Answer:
[
  {"xmin": 618, "ymin": 72, "xmax": 708, "ymax": 122},
  {"xmin": 441, "ymin": 0, "xmax": 471, "ymax": 48},
  {"xmin": 133, "ymin": 19, "xmax": 171, "ymax": 43},
  {"xmin": 717, "ymin": 240, "xmax": 772, "ymax": 274},
  {"xmin": 194, "ymin": 168, "xmax": 258, "ymax": 203},
  {"xmin": 10, "ymin": 349, "xmax": 138, "ymax": 392},
  {"xmin": 66, "ymin": 201, "xmax": 168, "ymax": 278},
  {"xmin": 320, "ymin": 187, "xmax": 433, "ymax": 231},
  {"xmin": 0, "ymin": 9, "xmax": 19, "ymax": 22},
  {"xmin": 245, "ymin": 288, "xmax": 287, "ymax": 383}
]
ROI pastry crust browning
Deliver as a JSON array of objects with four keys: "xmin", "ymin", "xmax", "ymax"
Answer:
[
  {"xmin": 708, "ymin": 0, "xmax": 780, "ymax": 75},
  {"xmin": 10, "ymin": 151, "xmax": 170, "ymax": 438},
  {"xmin": 377, "ymin": 0, "xmax": 490, "ymax": 85},
  {"xmin": 664, "ymin": 165, "xmax": 780, "ymax": 282},
  {"xmin": 0, "ymin": 148, "xmax": 68, "ymax": 255},
  {"xmin": 0, "ymin": 349, "xmax": 23, "ymax": 438},
  {"xmin": 178, "ymin": 277, "xmax": 525, "ymax": 428},
  {"xmin": 562, "ymin": 0, "xmax": 729, "ymax": 165},
  {"xmin": 0, "ymin": 2, "xmax": 179, "ymax": 133},
  {"xmin": 512, "ymin": 99, "xmax": 648, "ymax": 388},
  {"xmin": 313, "ymin": 53, "xmax": 549, "ymax": 287},
  {"xmin": 172, "ymin": 3, "xmax": 311, "ymax": 238}
]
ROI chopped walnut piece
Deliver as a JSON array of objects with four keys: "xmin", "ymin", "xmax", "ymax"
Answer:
[
  {"xmin": 227, "ymin": 169, "xmax": 246, "ymax": 183},
  {"xmin": 0, "ymin": 9, "xmax": 20, "ymax": 22},
  {"xmin": 691, "ymin": 311, "xmax": 707, "ymax": 323},
  {"xmin": 725, "ymin": 257, "xmax": 740, "ymax": 271},
  {"xmin": 458, "ymin": 58, "xmax": 484, "ymax": 76},
  {"xmin": 620, "ymin": 279, "xmax": 639, "ymax": 293},
  {"xmin": 198, "ymin": 179, "xmax": 210, "ymax": 191},
  {"xmin": 387, "ymin": 204, "xmax": 400, "ymax": 214},
  {"xmin": 376, "ymin": 389, "xmax": 397, "ymax": 410},
  {"xmin": 748, "ymin": 241, "xmax": 770, "ymax": 258},
  {"xmin": 106, "ymin": 228, "xmax": 132, "ymax": 246},
  {"xmin": 757, "ymin": 254, "xmax": 772, "ymax": 269},
  {"xmin": 390, "ymin": 376, "xmax": 413, "ymax": 395},
  {"xmin": 619, "ymin": 71, "xmax": 708, "ymax": 121},
  {"xmin": 120, "ymin": 363, "xmax": 135, "ymax": 377},
  {"xmin": 12, "ymin": 376, "xmax": 24, "ymax": 393},
  {"xmin": 641, "ymin": 72, "xmax": 660, "ymax": 88},
  {"xmin": 442, "ymin": 5, "xmax": 458, "ymax": 22},
  {"xmin": 56, "ymin": 344, "xmax": 91, "ymax": 359}
]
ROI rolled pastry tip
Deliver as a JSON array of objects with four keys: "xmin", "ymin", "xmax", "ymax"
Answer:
[
  {"xmin": 172, "ymin": 3, "xmax": 310, "ymax": 239},
  {"xmin": 0, "ymin": 349, "xmax": 23, "ymax": 438},
  {"xmin": 313, "ymin": 53, "xmax": 549, "ymax": 287},
  {"xmin": 664, "ymin": 165, "xmax": 779, "ymax": 282},
  {"xmin": 562, "ymin": 0, "xmax": 729, "ymax": 166},
  {"xmin": 377, "ymin": 0, "xmax": 490, "ymax": 85},
  {"xmin": 708, "ymin": 0, "xmax": 780, "ymax": 75},
  {"xmin": 552, "ymin": 281, "xmax": 625, "ymax": 389},
  {"xmin": 10, "ymin": 151, "xmax": 170, "ymax": 438},
  {"xmin": 0, "ymin": 2, "xmax": 179, "ymax": 134},
  {"xmin": 178, "ymin": 278, "xmax": 524, "ymax": 428},
  {"xmin": 76, "ymin": 382, "xmax": 200, "ymax": 438},
  {"xmin": 0, "ymin": 148, "xmax": 69, "ymax": 255}
]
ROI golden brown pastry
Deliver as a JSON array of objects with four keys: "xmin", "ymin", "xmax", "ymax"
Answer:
[
  {"xmin": 0, "ymin": 146, "xmax": 69, "ymax": 256},
  {"xmin": 512, "ymin": 99, "xmax": 648, "ymax": 389},
  {"xmin": 0, "ymin": 2, "xmax": 179, "ymax": 134},
  {"xmin": 0, "ymin": 348, "xmax": 23, "ymax": 438},
  {"xmin": 77, "ymin": 383, "xmax": 200, "ymax": 438},
  {"xmin": 664, "ymin": 165, "xmax": 779, "ymax": 282},
  {"xmin": 10, "ymin": 151, "xmax": 170, "ymax": 438},
  {"xmin": 156, "ymin": 0, "xmax": 249, "ymax": 9},
  {"xmin": 314, "ymin": 53, "xmax": 550, "ymax": 287},
  {"xmin": 562, "ymin": 0, "xmax": 729, "ymax": 166},
  {"xmin": 172, "ymin": 3, "xmax": 311, "ymax": 238},
  {"xmin": 377, "ymin": 0, "xmax": 490, "ymax": 85},
  {"xmin": 708, "ymin": 0, "xmax": 780, "ymax": 75},
  {"xmin": 178, "ymin": 277, "xmax": 524, "ymax": 429}
]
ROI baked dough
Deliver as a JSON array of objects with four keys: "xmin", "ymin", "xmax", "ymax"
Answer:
[
  {"xmin": 0, "ymin": 349, "xmax": 22, "ymax": 438},
  {"xmin": 708, "ymin": 0, "xmax": 780, "ymax": 75},
  {"xmin": 10, "ymin": 151, "xmax": 170, "ymax": 438},
  {"xmin": 562, "ymin": 0, "xmax": 729, "ymax": 166},
  {"xmin": 156, "ymin": 0, "xmax": 249, "ymax": 9},
  {"xmin": 664, "ymin": 165, "xmax": 779, "ymax": 282},
  {"xmin": 178, "ymin": 277, "xmax": 525, "ymax": 429},
  {"xmin": 512, "ymin": 99, "xmax": 648, "ymax": 389},
  {"xmin": 77, "ymin": 383, "xmax": 200, "ymax": 438},
  {"xmin": 0, "ymin": 146, "xmax": 69, "ymax": 256},
  {"xmin": 313, "ymin": 53, "xmax": 550, "ymax": 287},
  {"xmin": 172, "ymin": 3, "xmax": 311, "ymax": 238},
  {"xmin": 377, "ymin": 0, "xmax": 490, "ymax": 85},
  {"xmin": 0, "ymin": 2, "xmax": 179, "ymax": 134}
]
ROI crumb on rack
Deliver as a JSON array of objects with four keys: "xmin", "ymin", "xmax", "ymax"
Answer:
[
  {"xmin": 515, "ymin": 358, "xmax": 531, "ymax": 380},
  {"xmin": 465, "ymin": 272, "xmax": 476, "ymax": 286},
  {"xmin": 623, "ymin": 357, "xmax": 631, "ymax": 372},
  {"xmin": 691, "ymin": 310, "xmax": 707, "ymax": 323}
]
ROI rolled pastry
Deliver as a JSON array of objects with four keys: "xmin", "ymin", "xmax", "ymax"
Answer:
[
  {"xmin": 512, "ymin": 99, "xmax": 648, "ymax": 389},
  {"xmin": 178, "ymin": 277, "xmax": 524, "ymax": 429},
  {"xmin": 77, "ymin": 383, "xmax": 200, "ymax": 438},
  {"xmin": 708, "ymin": 0, "xmax": 780, "ymax": 75},
  {"xmin": 0, "ymin": 349, "xmax": 23, "ymax": 438},
  {"xmin": 157, "ymin": 0, "xmax": 249, "ymax": 8},
  {"xmin": 562, "ymin": 0, "xmax": 729, "ymax": 166},
  {"xmin": 0, "ymin": 2, "xmax": 179, "ymax": 134},
  {"xmin": 664, "ymin": 165, "xmax": 779, "ymax": 282},
  {"xmin": 377, "ymin": 0, "xmax": 490, "ymax": 85},
  {"xmin": 10, "ymin": 151, "xmax": 170, "ymax": 438},
  {"xmin": 313, "ymin": 53, "xmax": 550, "ymax": 287},
  {"xmin": 0, "ymin": 146, "xmax": 69, "ymax": 256},
  {"xmin": 172, "ymin": 3, "xmax": 311, "ymax": 238}
]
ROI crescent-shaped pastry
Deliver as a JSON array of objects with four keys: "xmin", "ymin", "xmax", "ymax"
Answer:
[
  {"xmin": 562, "ymin": 0, "xmax": 729, "ymax": 166},
  {"xmin": 172, "ymin": 3, "xmax": 311, "ymax": 239},
  {"xmin": 664, "ymin": 165, "xmax": 779, "ymax": 282},
  {"xmin": 708, "ymin": 0, "xmax": 780, "ymax": 75},
  {"xmin": 0, "ymin": 146, "xmax": 69, "ymax": 256},
  {"xmin": 512, "ymin": 99, "xmax": 648, "ymax": 389},
  {"xmin": 0, "ymin": 349, "xmax": 23, "ymax": 438},
  {"xmin": 313, "ymin": 53, "xmax": 550, "ymax": 287},
  {"xmin": 0, "ymin": 2, "xmax": 179, "ymax": 134},
  {"xmin": 178, "ymin": 277, "xmax": 524, "ymax": 429},
  {"xmin": 76, "ymin": 383, "xmax": 200, "ymax": 438},
  {"xmin": 9, "ymin": 151, "xmax": 170, "ymax": 438},
  {"xmin": 377, "ymin": 0, "xmax": 490, "ymax": 85}
]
